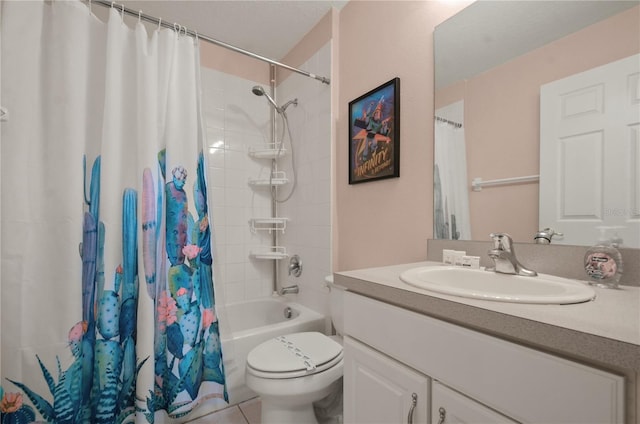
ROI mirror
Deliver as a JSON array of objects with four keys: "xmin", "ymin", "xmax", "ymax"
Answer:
[{"xmin": 434, "ymin": 1, "xmax": 639, "ymax": 247}]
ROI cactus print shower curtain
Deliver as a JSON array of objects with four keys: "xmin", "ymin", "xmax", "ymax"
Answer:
[{"xmin": 1, "ymin": 1, "xmax": 227, "ymax": 423}]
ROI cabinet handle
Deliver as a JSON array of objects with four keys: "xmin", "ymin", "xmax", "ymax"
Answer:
[
  {"xmin": 407, "ymin": 393, "xmax": 418, "ymax": 424},
  {"xmin": 436, "ymin": 407, "xmax": 446, "ymax": 424}
]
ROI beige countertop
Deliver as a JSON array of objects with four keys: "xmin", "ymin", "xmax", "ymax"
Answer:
[{"xmin": 334, "ymin": 261, "xmax": 640, "ymax": 372}]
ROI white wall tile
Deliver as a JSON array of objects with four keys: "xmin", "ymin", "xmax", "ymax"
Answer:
[
  {"xmin": 207, "ymin": 148, "xmax": 225, "ymax": 168},
  {"xmin": 210, "ymin": 206, "xmax": 226, "ymax": 227},
  {"xmin": 225, "ymin": 150, "xmax": 246, "ymax": 170},
  {"xmin": 226, "ymin": 263, "xmax": 245, "ymax": 283},
  {"xmin": 209, "ymin": 187, "xmax": 226, "ymax": 206},
  {"xmin": 225, "ymin": 282, "xmax": 245, "ymax": 303},
  {"xmin": 200, "ymin": 42, "xmax": 332, "ymax": 312},
  {"xmin": 206, "ymin": 127, "xmax": 225, "ymax": 148},
  {"xmin": 226, "ymin": 225, "xmax": 246, "ymax": 245},
  {"xmin": 205, "ymin": 108, "xmax": 225, "ymax": 130},
  {"xmin": 224, "ymin": 206, "xmax": 247, "ymax": 226},
  {"xmin": 208, "ymin": 167, "xmax": 226, "ymax": 189},
  {"xmin": 226, "ymin": 244, "xmax": 247, "ymax": 265}
]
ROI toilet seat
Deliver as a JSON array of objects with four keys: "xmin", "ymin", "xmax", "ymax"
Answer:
[{"xmin": 247, "ymin": 332, "xmax": 343, "ymax": 379}]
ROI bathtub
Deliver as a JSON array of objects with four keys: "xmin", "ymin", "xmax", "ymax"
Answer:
[{"xmin": 219, "ymin": 296, "xmax": 326, "ymax": 405}]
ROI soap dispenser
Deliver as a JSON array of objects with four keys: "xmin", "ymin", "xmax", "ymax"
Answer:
[{"xmin": 584, "ymin": 226, "xmax": 624, "ymax": 289}]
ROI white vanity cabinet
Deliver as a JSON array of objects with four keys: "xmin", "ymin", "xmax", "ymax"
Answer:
[
  {"xmin": 431, "ymin": 381, "xmax": 518, "ymax": 423},
  {"xmin": 343, "ymin": 291, "xmax": 625, "ymax": 424},
  {"xmin": 343, "ymin": 337, "xmax": 515, "ymax": 424},
  {"xmin": 344, "ymin": 336, "xmax": 429, "ymax": 424}
]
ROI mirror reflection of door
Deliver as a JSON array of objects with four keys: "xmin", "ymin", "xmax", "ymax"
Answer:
[
  {"xmin": 434, "ymin": 2, "xmax": 639, "ymax": 245},
  {"xmin": 539, "ymin": 54, "xmax": 640, "ymax": 247},
  {"xmin": 434, "ymin": 101, "xmax": 471, "ymax": 240}
]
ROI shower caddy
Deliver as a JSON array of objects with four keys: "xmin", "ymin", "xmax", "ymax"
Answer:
[{"xmin": 248, "ymin": 143, "xmax": 289, "ymax": 260}]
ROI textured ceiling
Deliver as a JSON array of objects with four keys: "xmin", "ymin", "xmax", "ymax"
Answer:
[
  {"xmin": 104, "ymin": 1, "xmax": 638, "ymax": 85},
  {"xmin": 118, "ymin": 0, "xmax": 348, "ymax": 61},
  {"xmin": 435, "ymin": 0, "xmax": 639, "ymax": 89}
]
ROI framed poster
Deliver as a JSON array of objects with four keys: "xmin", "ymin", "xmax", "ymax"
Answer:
[{"xmin": 348, "ymin": 77, "xmax": 400, "ymax": 184}]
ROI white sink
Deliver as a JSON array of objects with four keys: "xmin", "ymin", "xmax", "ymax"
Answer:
[{"xmin": 399, "ymin": 266, "xmax": 596, "ymax": 305}]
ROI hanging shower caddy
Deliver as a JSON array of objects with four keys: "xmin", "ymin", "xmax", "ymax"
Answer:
[
  {"xmin": 248, "ymin": 143, "xmax": 287, "ymax": 159},
  {"xmin": 248, "ymin": 142, "xmax": 289, "ymax": 260},
  {"xmin": 248, "ymin": 170, "xmax": 289, "ymax": 187}
]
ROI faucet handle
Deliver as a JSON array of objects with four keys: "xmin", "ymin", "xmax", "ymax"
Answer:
[
  {"xmin": 534, "ymin": 228, "xmax": 563, "ymax": 244},
  {"xmin": 288, "ymin": 254, "xmax": 302, "ymax": 277},
  {"xmin": 489, "ymin": 232, "xmax": 513, "ymax": 250}
]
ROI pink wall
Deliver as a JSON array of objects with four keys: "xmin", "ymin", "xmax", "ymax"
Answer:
[
  {"xmin": 199, "ymin": 8, "xmax": 334, "ymax": 86},
  {"xmin": 199, "ymin": 42, "xmax": 270, "ymax": 85},
  {"xmin": 335, "ymin": 1, "xmax": 470, "ymax": 271},
  {"xmin": 200, "ymin": 0, "xmax": 631, "ymax": 271},
  {"xmin": 435, "ymin": 6, "xmax": 640, "ymax": 243},
  {"xmin": 197, "ymin": 1, "xmax": 469, "ymax": 272},
  {"xmin": 280, "ymin": 10, "xmax": 334, "ymax": 81}
]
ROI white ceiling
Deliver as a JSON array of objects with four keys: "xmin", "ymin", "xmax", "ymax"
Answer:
[
  {"xmin": 116, "ymin": 0, "xmax": 347, "ymax": 61},
  {"xmin": 101, "ymin": 1, "xmax": 637, "ymax": 84},
  {"xmin": 435, "ymin": 0, "xmax": 639, "ymax": 89}
]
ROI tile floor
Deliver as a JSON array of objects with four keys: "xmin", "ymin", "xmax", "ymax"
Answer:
[{"xmin": 186, "ymin": 398, "xmax": 261, "ymax": 424}]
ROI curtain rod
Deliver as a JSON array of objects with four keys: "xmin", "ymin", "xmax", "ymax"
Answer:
[{"xmin": 90, "ymin": 0, "xmax": 331, "ymax": 85}]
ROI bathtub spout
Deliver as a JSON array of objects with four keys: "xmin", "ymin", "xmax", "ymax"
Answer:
[{"xmin": 279, "ymin": 285, "xmax": 299, "ymax": 295}]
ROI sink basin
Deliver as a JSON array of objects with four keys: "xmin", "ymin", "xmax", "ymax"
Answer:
[{"xmin": 399, "ymin": 266, "xmax": 596, "ymax": 304}]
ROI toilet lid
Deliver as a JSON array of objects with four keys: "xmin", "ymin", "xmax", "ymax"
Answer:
[{"xmin": 247, "ymin": 332, "xmax": 343, "ymax": 376}]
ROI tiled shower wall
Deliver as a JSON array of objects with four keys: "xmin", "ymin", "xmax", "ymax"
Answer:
[
  {"xmin": 199, "ymin": 42, "xmax": 332, "ymax": 317},
  {"xmin": 277, "ymin": 43, "xmax": 333, "ymax": 318}
]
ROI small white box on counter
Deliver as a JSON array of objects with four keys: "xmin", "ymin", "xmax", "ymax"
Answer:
[
  {"xmin": 461, "ymin": 255, "xmax": 481, "ymax": 269},
  {"xmin": 443, "ymin": 249, "xmax": 467, "ymax": 265},
  {"xmin": 442, "ymin": 249, "xmax": 455, "ymax": 264}
]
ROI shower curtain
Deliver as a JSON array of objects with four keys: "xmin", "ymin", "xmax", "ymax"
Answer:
[
  {"xmin": 1, "ymin": 1, "xmax": 227, "ymax": 423},
  {"xmin": 433, "ymin": 120, "xmax": 471, "ymax": 240}
]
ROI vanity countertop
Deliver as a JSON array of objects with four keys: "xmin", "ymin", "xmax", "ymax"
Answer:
[{"xmin": 334, "ymin": 261, "xmax": 640, "ymax": 372}]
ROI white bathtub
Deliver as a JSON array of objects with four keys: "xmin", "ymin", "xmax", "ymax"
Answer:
[{"xmin": 219, "ymin": 296, "xmax": 325, "ymax": 405}]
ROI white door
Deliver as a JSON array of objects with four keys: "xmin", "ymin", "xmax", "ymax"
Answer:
[
  {"xmin": 431, "ymin": 381, "xmax": 518, "ymax": 424},
  {"xmin": 343, "ymin": 336, "xmax": 429, "ymax": 424},
  {"xmin": 539, "ymin": 54, "xmax": 640, "ymax": 247}
]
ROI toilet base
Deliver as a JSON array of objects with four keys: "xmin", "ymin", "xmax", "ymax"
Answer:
[
  {"xmin": 245, "ymin": 332, "xmax": 344, "ymax": 424},
  {"xmin": 255, "ymin": 376, "xmax": 343, "ymax": 424},
  {"xmin": 261, "ymin": 402, "xmax": 318, "ymax": 424}
]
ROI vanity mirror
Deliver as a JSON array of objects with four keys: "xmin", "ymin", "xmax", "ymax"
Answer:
[{"xmin": 434, "ymin": 1, "xmax": 639, "ymax": 247}]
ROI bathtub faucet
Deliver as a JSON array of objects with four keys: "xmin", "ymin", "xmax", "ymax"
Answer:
[{"xmin": 279, "ymin": 285, "xmax": 299, "ymax": 295}]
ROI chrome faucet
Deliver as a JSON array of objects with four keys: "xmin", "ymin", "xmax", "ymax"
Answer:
[
  {"xmin": 487, "ymin": 233, "xmax": 537, "ymax": 276},
  {"xmin": 533, "ymin": 228, "xmax": 563, "ymax": 244},
  {"xmin": 279, "ymin": 285, "xmax": 299, "ymax": 295}
]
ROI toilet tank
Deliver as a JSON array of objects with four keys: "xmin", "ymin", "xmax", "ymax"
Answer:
[{"xmin": 326, "ymin": 275, "xmax": 346, "ymax": 335}]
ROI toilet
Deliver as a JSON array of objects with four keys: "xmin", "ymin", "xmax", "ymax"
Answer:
[{"xmin": 245, "ymin": 279, "xmax": 345, "ymax": 424}]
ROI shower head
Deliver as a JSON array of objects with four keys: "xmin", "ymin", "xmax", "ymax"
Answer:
[
  {"xmin": 252, "ymin": 85, "xmax": 281, "ymax": 112},
  {"xmin": 251, "ymin": 85, "xmax": 265, "ymax": 96}
]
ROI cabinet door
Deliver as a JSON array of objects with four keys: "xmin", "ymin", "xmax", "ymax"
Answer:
[
  {"xmin": 344, "ymin": 336, "xmax": 429, "ymax": 424},
  {"xmin": 432, "ymin": 381, "xmax": 517, "ymax": 424},
  {"xmin": 344, "ymin": 291, "xmax": 624, "ymax": 423}
]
